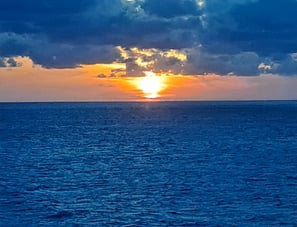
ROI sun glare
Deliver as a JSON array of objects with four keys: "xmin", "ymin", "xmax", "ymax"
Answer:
[{"xmin": 137, "ymin": 71, "xmax": 165, "ymax": 99}]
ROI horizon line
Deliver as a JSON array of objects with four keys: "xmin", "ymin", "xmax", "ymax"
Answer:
[{"xmin": 1, "ymin": 99, "xmax": 297, "ymax": 104}]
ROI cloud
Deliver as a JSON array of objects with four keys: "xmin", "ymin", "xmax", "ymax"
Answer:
[
  {"xmin": 273, "ymin": 54, "xmax": 297, "ymax": 76},
  {"xmin": 200, "ymin": 0, "xmax": 297, "ymax": 55},
  {"xmin": 142, "ymin": 0, "xmax": 201, "ymax": 18},
  {"xmin": 186, "ymin": 49, "xmax": 262, "ymax": 76},
  {"xmin": 0, "ymin": 0, "xmax": 297, "ymax": 76},
  {"xmin": 117, "ymin": 47, "xmax": 188, "ymax": 76},
  {"xmin": 0, "ymin": 57, "xmax": 22, "ymax": 67},
  {"xmin": 0, "ymin": 32, "xmax": 119, "ymax": 68},
  {"xmin": 97, "ymin": 73, "xmax": 108, "ymax": 78}
]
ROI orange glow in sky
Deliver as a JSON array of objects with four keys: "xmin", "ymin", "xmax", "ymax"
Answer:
[{"xmin": 1, "ymin": 57, "xmax": 297, "ymax": 102}]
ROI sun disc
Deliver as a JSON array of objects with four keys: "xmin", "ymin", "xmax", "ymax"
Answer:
[{"xmin": 137, "ymin": 72, "xmax": 164, "ymax": 99}]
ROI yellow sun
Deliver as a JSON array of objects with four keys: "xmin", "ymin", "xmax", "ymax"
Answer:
[{"xmin": 137, "ymin": 71, "xmax": 165, "ymax": 99}]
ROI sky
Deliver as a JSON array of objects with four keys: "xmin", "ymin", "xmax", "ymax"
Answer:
[{"xmin": 1, "ymin": 0, "xmax": 297, "ymax": 101}]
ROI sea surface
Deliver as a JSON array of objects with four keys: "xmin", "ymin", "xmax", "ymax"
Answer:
[{"xmin": 0, "ymin": 101, "xmax": 297, "ymax": 226}]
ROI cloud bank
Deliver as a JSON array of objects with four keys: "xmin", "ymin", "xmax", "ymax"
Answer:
[{"xmin": 1, "ymin": 0, "xmax": 297, "ymax": 76}]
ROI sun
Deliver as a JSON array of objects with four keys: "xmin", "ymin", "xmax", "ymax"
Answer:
[{"xmin": 137, "ymin": 71, "xmax": 165, "ymax": 99}]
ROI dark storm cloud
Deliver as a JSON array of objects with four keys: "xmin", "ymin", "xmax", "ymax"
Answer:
[
  {"xmin": 201, "ymin": 0, "xmax": 297, "ymax": 55},
  {"xmin": 0, "ymin": 0, "xmax": 297, "ymax": 75}
]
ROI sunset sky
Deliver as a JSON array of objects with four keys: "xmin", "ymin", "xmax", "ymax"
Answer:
[{"xmin": 1, "ymin": 0, "xmax": 297, "ymax": 101}]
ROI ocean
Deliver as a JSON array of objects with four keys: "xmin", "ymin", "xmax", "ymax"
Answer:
[{"xmin": 0, "ymin": 101, "xmax": 297, "ymax": 226}]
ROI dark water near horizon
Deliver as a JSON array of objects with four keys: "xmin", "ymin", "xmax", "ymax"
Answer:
[{"xmin": 1, "ymin": 101, "xmax": 297, "ymax": 226}]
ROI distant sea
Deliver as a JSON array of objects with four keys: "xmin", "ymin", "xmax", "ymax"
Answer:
[{"xmin": 1, "ymin": 101, "xmax": 297, "ymax": 226}]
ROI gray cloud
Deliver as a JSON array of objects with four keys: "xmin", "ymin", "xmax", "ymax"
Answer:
[
  {"xmin": 0, "ymin": 0, "xmax": 297, "ymax": 76},
  {"xmin": 186, "ymin": 49, "xmax": 261, "ymax": 76},
  {"xmin": 0, "ymin": 56, "xmax": 22, "ymax": 67}
]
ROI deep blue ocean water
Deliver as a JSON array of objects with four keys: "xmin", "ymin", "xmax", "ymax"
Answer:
[{"xmin": 0, "ymin": 101, "xmax": 297, "ymax": 226}]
